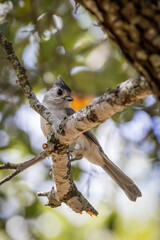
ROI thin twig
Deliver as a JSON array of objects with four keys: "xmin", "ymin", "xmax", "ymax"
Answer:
[
  {"xmin": 0, "ymin": 162, "xmax": 18, "ymax": 169},
  {"xmin": 0, "ymin": 145, "xmax": 54, "ymax": 185},
  {"xmin": 0, "ymin": 31, "xmax": 58, "ymax": 126},
  {"xmin": 37, "ymin": 191, "xmax": 50, "ymax": 197}
]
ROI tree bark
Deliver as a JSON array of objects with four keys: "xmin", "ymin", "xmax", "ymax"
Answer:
[
  {"xmin": 78, "ymin": 0, "xmax": 160, "ymax": 99},
  {"xmin": 58, "ymin": 77, "xmax": 150, "ymax": 144}
]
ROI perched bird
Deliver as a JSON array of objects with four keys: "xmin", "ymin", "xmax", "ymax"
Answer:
[{"xmin": 41, "ymin": 76, "xmax": 142, "ymax": 201}]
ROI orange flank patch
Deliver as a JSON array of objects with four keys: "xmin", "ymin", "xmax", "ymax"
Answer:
[{"xmin": 70, "ymin": 94, "xmax": 94, "ymax": 112}]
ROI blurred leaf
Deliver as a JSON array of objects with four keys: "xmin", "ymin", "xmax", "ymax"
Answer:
[
  {"xmin": 104, "ymin": 212, "xmax": 119, "ymax": 231},
  {"xmin": 112, "ymin": 107, "xmax": 136, "ymax": 123},
  {"xmin": 25, "ymin": 199, "xmax": 42, "ymax": 218},
  {"xmin": 73, "ymin": 165, "xmax": 82, "ymax": 181}
]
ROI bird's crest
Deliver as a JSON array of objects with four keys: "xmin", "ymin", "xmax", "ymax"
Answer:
[{"xmin": 54, "ymin": 75, "xmax": 71, "ymax": 92}]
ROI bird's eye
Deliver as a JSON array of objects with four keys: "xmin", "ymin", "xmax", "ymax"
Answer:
[{"xmin": 57, "ymin": 89, "xmax": 63, "ymax": 96}]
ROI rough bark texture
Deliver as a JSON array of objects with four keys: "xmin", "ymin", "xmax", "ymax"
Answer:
[
  {"xmin": 50, "ymin": 152, "xmax": 98, "ymax": 215},
  {"xmin": 78, "ymin": 0, "xmax": 160, "ymax": 99},
  {"xmin": 57, "ymin": 77, "xmax": 151, "ymax": 144}
]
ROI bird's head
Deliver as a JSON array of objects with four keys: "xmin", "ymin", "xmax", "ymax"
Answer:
[{"xmin": 43, "ymin": 76, "xmax": 73, "ymax": 108}]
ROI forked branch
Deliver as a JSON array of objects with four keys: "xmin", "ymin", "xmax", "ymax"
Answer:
[{"xmin": 0, "ymin": 146, "xmax": 53, "ymax": 185}]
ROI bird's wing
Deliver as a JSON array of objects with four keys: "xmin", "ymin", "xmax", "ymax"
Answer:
[
  {"xmin": 64, "ymin": 107, "xmax": 76, "ymax": 116},
  {"xmin": 83, "ymin": 131, "xmax": 101, "ymax": 148},
  {"xmin": 65, "ymin": 107, "xmax": 101, "ymax": 147}
]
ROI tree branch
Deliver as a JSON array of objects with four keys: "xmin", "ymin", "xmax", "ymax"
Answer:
[
  {"xmin": 0, "ymin": 31, "xmax": 59, "ymax": 126},
  {"xmin": 78, "ymin": 0, "xmax": 160, "ymax": 99},
  {"xmin": 55, "ymin": 76, "xmax": 151, "ymax": 144},
  {"xmin": 37, "ymin": 186, "xmax": 98, "ymax": 216},
  {"xmin": 0, "ymin": 146, "xmax": 53, "ymax": 185}
]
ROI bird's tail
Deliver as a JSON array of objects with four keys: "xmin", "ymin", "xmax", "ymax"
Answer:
[{"xmin": 99, "ymin": 151, "xmax": 142, "ymax": 201}]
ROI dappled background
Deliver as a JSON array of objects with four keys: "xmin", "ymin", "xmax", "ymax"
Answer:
[{"xmin": 0, "ymin": 1, "xmax": 160, "ymax": 240}]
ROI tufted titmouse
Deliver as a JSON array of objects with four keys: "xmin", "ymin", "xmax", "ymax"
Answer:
[{"xmin": 40, "ymin": 76, "xmax": 142, "ymax": 201}]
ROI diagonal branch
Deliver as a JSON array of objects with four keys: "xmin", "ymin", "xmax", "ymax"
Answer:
[
  {"xmin": 0, "ymin": 146, "xmax": 53, "ymax": 185},
  {"xmin": 56, "ymin": 76, "xmax": 151, "ymax": 144},
  {"xmin": 0, "ymin": 31, "xmax": 59, "ymax": 126},
  {"xmin": 78, "ymin": 0, "xmax": 160, "ymax": 99}
]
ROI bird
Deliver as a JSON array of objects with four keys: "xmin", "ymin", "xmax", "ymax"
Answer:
[{"xmin": 40, "ymin": 76, "xmax": 142, "ymax": 202}]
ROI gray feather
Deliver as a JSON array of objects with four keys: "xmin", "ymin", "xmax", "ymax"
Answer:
[
  {"xmin": 83, "ymin": 131, "xmax": 101, "ymax": 148},
  {"xmin": 99, "ymin": 150, "xmax": 142, "ymax": 201}
]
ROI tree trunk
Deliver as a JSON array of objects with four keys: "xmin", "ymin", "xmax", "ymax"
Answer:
[{"xmin": 78, "ymin": 0, "xmax": 160, "ymax": 99}]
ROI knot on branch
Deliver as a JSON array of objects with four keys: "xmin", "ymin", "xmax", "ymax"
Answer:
[{"xmin": 38, "ymin": 187, "xmax": 61, "ymax": 208}]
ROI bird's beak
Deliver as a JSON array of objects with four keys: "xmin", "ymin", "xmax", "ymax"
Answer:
[{"xmin": 64, "ymin": 96, "xmax": 73, "ymax": 101}]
